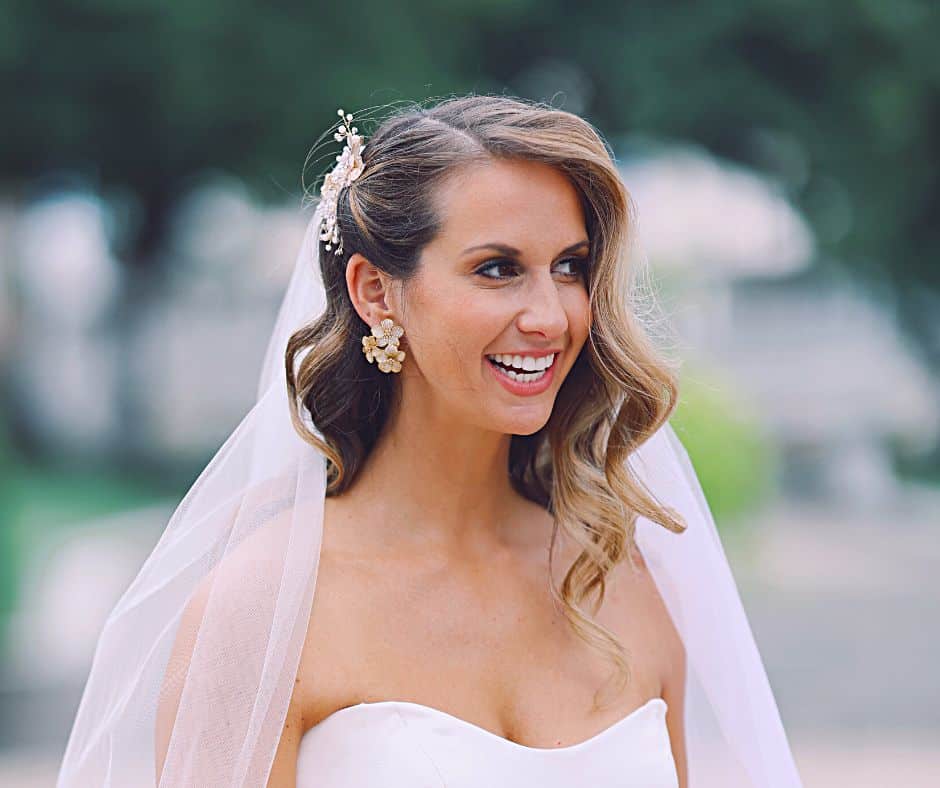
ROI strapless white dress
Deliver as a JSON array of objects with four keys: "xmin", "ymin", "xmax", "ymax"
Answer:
[{"xmin": 296, "ymin": 696, "xmax": 679, "ymax": 787}]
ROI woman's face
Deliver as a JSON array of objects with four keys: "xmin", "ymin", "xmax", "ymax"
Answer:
[{"xmin": 395, "ymin": 157, "xmax": 593, "ymax": 436}]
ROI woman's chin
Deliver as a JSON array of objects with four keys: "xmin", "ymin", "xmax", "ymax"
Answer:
[{"xmin": 490, "ymin": 405, "xmax": 553, "ymax": 436}]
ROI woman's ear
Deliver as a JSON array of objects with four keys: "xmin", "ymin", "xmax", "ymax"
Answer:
[{"xmin": 345, "ymin": 252, "xmax": 395, "ymax": 326}]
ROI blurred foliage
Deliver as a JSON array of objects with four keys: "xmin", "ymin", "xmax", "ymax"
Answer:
[
  {"xmin": 889, "ymin": 433, "xmax": 940, "ymax": 485},
  {"xmin": 669, "ymin": 364, "xmax": 777, "ymax": 539},
  {"xmin": 0, "ymin": 421, "xmax": 17, "ymax": 661},
  {"xmin": 0, "ymin": 0, "xmax": 938, "ymax": 377}
]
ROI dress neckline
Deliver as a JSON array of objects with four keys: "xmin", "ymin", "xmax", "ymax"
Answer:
[{"xmin": 312, "ymin": 696, "xmax": 667, "ymax": 754}]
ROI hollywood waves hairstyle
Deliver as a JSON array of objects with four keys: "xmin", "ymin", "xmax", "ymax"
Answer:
[{"xmin": 286, "ymin": 93, "xmax": 686, "ymax": 707}]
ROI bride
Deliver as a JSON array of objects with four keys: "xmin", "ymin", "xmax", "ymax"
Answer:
[{"xmin": 57, "ymin": 95, "xmax": 803, "ymax": 787}]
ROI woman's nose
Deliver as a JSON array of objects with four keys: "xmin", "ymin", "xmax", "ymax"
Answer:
[{"xmin": 516, "ymin": 272, "xmax": 569, "ymax": 339}]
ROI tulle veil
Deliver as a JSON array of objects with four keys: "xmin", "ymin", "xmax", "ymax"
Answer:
[{"xmin": 56, "ymin": 200, "xmax": 803, "ymax": 786}]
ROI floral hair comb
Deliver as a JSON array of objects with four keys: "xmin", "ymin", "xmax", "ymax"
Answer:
[{"xmin": 318, "ymin": 108, "xmax": 365, "ymax": 256}]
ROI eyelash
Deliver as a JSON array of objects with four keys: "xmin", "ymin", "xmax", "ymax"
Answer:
[{"xmin": 474, "ymin": 257, "xmax": 590, "ymax": 281}]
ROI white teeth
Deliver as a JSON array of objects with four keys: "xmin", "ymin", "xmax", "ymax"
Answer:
[
  {"xmin": 496, "ymin": 366, "xmax": 546, "ymax": 383},
  {"xmin": 486, "ymin": 352, "xmax": 556, "ymax": 371}
]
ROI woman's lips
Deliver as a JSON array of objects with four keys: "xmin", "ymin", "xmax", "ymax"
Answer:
[{"xmin": 485, "ymin": 354, "xmax": 557, "ymax": 396}]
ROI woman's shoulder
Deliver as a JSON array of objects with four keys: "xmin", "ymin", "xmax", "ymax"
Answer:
[
  {"xmin": 290, "ymin": 497, "xmax": 392, "ymax": 730},
  {"xmin": 581, "ymin": 535, "xmax": 684, "ymax": 687}
]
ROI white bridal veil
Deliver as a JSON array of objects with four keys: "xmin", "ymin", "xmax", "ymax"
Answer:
[{"xmin": 56, "ymin": 199, "xmax": 804, "ymax": 786}]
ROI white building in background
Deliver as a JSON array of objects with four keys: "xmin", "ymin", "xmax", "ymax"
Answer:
[
  {"xmin": 623, "ymin": 148, "xmax": 938, "ymax": 509},
  {"xmin": 623, "ymin": 147, "xmax": 814, "ymax": 281},
  {"xmin": 133, "ymin": 176, "xmax": 308, "ymax": 460},
  {"xmin": 7, "ymin": 179, "xmax": 307, "ymax": 464},
  {"xmin": 8, "ymin": 193, "xmax": 124, "ymax": 457}
]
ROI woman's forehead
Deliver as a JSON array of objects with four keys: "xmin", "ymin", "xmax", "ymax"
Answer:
[{"xmin": 430, "ymin": 160, "xmax": 588, "ymax": 254}]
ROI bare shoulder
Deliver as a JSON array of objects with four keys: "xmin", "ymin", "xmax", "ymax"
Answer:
[
  {"xmin": 263, "ymin": 521, "xmax": 380, "ymax": 784},
  {"xmin": 613, "ymin": 538, "xmax": 688, "ymax": 785},
  {"xmin": 594, "ymin": 538, "xmax": 686, "ymax": 692},
  {"xmin": 290, "ymin": 497, "xmax": 381, "ymax": 730}
]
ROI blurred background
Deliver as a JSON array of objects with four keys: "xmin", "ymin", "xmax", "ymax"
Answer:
[{"xmin": 2, "ymin": 1, "xmax": 938, "ymax": 785}]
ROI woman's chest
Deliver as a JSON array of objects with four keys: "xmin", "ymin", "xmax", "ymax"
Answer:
[{"xmin": 293, "ymin": 539, "xmax": 671, "ymax": 749}]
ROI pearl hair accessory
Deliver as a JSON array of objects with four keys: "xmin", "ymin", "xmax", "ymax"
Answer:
[{"xmin": 318, "ymin": 108, "xmax": 365, "ymax": 256}]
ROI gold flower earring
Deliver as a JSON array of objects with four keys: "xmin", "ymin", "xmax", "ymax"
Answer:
[{"xmin": 361, "ymin": 317, "xmax": 406, "ymax": 373}]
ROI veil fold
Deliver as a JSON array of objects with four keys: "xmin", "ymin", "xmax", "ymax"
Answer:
[{"xmin": 56, "ymin": 201, "xmax": 803, "ymax": 786}]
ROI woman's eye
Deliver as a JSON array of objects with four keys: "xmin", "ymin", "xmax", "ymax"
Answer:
[
  {"xmin": 475, "ymin": 258, "xmax": 589, "ymax": 280},
  {"xmin": 475, "ymin": 259, "xmax": 517, "ymax": 279},
  {"xmin": 556, "ymin": 257, "xmax": 588, "ymax": 277}
]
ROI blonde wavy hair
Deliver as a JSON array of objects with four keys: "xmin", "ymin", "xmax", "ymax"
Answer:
[{"xmin": 286, "ymin": 93, "xmax": 687, "ymax": 708}]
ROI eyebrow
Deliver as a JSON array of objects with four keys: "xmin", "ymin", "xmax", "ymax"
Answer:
[{"xmin": 460, "ymin": 240, "xmax": 590, "ymax": 257}]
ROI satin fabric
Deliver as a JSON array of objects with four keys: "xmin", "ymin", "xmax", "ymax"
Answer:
[{"xmin": 296, "ymin": 697, "xmax": 679, "ymax": 787}]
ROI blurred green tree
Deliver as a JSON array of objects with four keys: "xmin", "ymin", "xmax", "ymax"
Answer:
[{"xmin": 669, "ymin": 364, "xmax": 777, "ymax": 535}]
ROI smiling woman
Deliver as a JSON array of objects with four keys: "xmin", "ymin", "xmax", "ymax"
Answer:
[
  {"xmin": 338, "ymin": 156, "xmax": 598, "ymax": 437},
  {"xmin": 57, "ymin": 94, "xmax": 803, "ymax": 788},
  {"xmin": 285, "ymin": 114, "xmax": 686, "ymax": 718}
]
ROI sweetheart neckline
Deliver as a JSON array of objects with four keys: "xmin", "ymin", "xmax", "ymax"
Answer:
[{"xmin": 305, "ymin": 696, "xmax": 668, "ymax": 754}]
